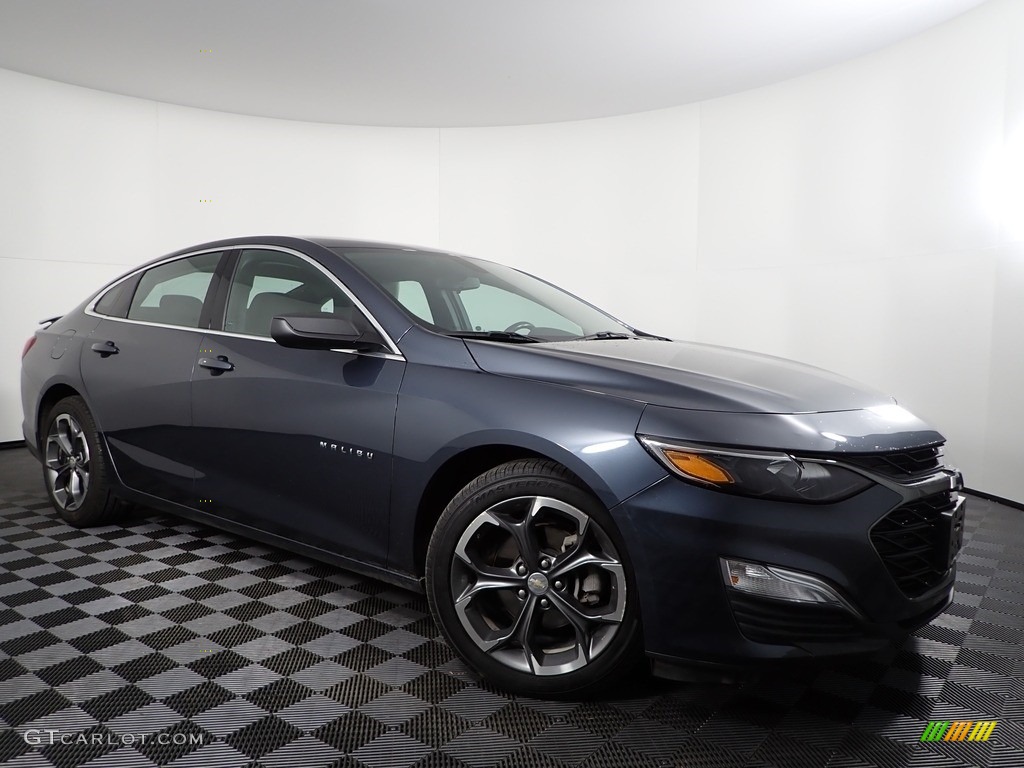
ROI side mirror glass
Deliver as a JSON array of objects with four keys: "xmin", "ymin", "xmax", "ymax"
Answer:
[{"xmin": 270, "ymin": 315, "xmax": 388, "ymax": 353}]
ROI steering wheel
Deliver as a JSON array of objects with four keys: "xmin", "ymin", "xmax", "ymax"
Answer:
[{"xmin": 504, "ymin": 321, "xmax": 536, "ymax": 335}]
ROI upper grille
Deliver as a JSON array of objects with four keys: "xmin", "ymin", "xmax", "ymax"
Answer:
[
  {"xmin": 870, "ymin": 492, "xmax": 956, "ymax": 598},
  {"xmin": 834, "ymin": 444, "xmax": 944, "ymax": 479}
]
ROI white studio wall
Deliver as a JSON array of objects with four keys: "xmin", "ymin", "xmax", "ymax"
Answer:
[
  {"xmin": 1, "ymin": 73, "xmax": 158, "ymax": 450},
  {"xmin": 691, "ymin": 0, "xmax": 1024, "ymax": 500},
  {"xmin": 0, "ymin": 70, "xmax": 444, "ymax": 450},
  {"xmin": 0, "ymin": 72, "xmax": 701, "ymax": 452},
  {"xmin": 1, "ymin": 0, "xmax": 1022, "ymax": 500},
  {"xmin": 438, "ymin": 108, "xmax": 701, "ymax": 336}
]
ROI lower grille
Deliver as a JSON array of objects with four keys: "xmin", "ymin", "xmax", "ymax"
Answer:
[
  {"xmin": 727, "ymin": 592, "xmax": 864, "ymax": 645},
  {"xmin": 870, "ymin": 492, "xmax": 956, "ymax": 598}
]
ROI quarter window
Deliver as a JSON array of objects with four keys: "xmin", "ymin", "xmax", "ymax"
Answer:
[
  {"xmin": 94, "ymin": 279, "xmax": 133, "ymax": 318},
  {"xmin": 127, "ymin": 252, "xmax": 221, "ymax": 328}
]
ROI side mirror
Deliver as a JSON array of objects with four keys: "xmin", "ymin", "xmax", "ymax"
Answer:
[{"xmin": 270, "ymin": 315, "xmax": 388, "ymax": 353}]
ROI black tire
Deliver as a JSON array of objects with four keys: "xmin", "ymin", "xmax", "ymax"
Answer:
[
  {"xmin": 425, "ymin": 459, "xmax": 643, "ymax": 697},
  {"xmin": 41, "ymin": 396, "xmax": 126, "ymax": 527}
]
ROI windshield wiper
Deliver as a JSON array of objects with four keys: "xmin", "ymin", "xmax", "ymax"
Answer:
[
  {"xmin": 575, "ymin": 331, "xmax": 636, "ymax": 341},
  {"xmin": 445, "ymin": 330, "xmax": 542, "ymax": 344},
  {"xmin": 631, "ymin": 328, "xmax": 672, "ymax": 341}
]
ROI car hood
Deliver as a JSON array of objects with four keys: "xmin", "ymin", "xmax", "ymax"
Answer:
[{"xmin": 465, "ymin": 338, "xmax": 894, "ymax": 414}]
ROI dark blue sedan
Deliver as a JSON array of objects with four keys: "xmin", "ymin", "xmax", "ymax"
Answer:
[{"xmin": 20, "ymin": 236, "xmax": 965, "ymax": 696}]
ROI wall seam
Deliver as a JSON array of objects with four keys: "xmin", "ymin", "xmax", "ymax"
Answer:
[{"xmin": 437, "ymin": 127, "xmax": 443, "ymax": 247}]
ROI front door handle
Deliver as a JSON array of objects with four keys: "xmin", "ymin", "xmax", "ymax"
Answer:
[
  {"xmin": 90, "ymin": 341, "xmax": 118, "ymax": 356},
  {"xmin": 198, "ymin": 355, "xmax": 234, "ymax": 374}
]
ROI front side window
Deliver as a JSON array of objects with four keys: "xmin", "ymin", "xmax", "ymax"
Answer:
[
  {"xmin": 127, "ymin": 252, "xmax": 221, "ymax": 328},
  {"xmin": 224, "ymin": 249, "xmax": 360, "ymax": 338}
]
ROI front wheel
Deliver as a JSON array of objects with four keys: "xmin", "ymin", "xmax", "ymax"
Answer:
[{"xmin": 425, "ymin": 459, "xmax": 642, "ymax": 697}]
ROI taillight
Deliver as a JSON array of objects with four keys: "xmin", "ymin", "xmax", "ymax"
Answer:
[{"xmin": 22, "ymin": 336, "xmax": 37, "ymax": 359}]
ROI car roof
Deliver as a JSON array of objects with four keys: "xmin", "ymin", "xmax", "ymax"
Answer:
[
  {"xmin": 307, "ymin": 236, "xmax": 448, "ymax": 253},
  {"xmin": 158, "ymin": 235, "xmax": 451, "ymax": 258}
]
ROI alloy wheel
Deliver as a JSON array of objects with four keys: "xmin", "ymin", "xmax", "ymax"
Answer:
[
  {"xmin": 449, "ymin": 495, "xmax": 626, "ymax": 676},
  {"xmin": 45, "ymin": 413, "xmax": 91, "ymax": 511}
]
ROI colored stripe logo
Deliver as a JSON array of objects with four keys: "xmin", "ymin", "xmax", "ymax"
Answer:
[{"xmin": 920, "ymin": 721, "xmax": 997, "ymax": 742}]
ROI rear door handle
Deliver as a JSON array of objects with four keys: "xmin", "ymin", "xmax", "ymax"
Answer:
[
  {"xmin": 198, "ymin": 355, "xmax": 234, "ymax": 374},
  {"xmin": 90, "ymin": 341, "xmax": 118, "ymax": 356}
]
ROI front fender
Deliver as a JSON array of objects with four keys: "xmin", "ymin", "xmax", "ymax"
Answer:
[{"xmin": 387, "ymin": 363, "xmax": 664, "ymax": 573}]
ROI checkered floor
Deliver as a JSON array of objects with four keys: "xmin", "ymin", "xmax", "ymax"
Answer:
[{"xmin": 1, "ymin": 446, "xmax": 1022, "ymax": 768}]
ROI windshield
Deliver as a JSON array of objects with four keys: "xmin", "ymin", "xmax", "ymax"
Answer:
[{"xmin": 336, "ymin": 248, "xmax": 633, "ymax": 342}]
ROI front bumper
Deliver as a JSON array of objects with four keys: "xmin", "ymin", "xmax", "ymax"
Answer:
[{"xmin": 614, "ymin": 466, "xmax": 962, "ymax": 667}]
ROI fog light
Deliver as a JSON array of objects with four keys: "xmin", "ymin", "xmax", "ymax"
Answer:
[{"xmin": 721, "ymin": 558, "xmax": 851, "ymax": 607}]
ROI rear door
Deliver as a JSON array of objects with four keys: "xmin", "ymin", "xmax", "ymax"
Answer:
[
  {"xmin": 81, "ymin": 250, "xmax": 225, "ymax": 505},
  {"xmin": 189, "ymin": 247, "xmax": 405, "ymax": 566}
]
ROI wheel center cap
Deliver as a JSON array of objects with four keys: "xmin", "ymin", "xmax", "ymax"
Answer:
[{"xmin": 526, "ymin": 572, "xmax": 549, "ymax": 595}]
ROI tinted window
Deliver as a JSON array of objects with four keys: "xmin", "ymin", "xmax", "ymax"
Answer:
[
  {"xmin": 127, "ymin": 252, "xmax": 221, "ymax": 328},
  {"xmin": 94, "ymin": 279, "xmax": 132, "ymax": 318},
  {"xmin": 459, "ymin": 284, "xmax": 581, "ymax": 336},
  {"xmin": 338, "ymin": 248, "xmax": 626, "ymax": 341},
  {"xmin": 224, "ymin": 249, "xmax": 359, "ymax": 338},
  {"xmin": 394, "ymin": 281, "xmax": 434, "ymax": 324}
]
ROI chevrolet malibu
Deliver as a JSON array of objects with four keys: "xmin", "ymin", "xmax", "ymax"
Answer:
[{"xmin": 20, "ymin": 236, "xmax": 966, "ymax": 696}]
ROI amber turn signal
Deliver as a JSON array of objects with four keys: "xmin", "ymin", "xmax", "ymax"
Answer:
[{"xmin": 661, "ymin": 450, "xmax": 733, "ymax": 485}]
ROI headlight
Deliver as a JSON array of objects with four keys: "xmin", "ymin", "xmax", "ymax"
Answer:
[{"xmin": 638, "ymin": 437, "xmax": 873, "ymax": 503}]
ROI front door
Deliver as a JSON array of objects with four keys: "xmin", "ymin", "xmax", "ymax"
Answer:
[{"xmin": 189, "ymin": 248, "xmax": 404, "ymax": 566}]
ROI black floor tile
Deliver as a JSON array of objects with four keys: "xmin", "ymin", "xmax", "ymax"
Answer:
[{"xmin": 1, "ymin": 446, "xmax": 1022, "ymax": 767}]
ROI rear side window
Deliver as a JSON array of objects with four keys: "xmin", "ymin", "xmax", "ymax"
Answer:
[{"xmin": 127, "ymin": 252, "xmax": 221, "ymax": 328}]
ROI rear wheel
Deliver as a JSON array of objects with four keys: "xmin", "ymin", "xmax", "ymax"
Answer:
[
  {"xmin": 425, "ymin": 459, "xmax": 642, "ymax": 696},
  {"xmin": 42, "ymin": 396, "xmax": 125, "ymax": 527}
]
